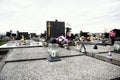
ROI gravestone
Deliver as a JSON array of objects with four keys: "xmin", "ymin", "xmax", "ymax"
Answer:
[
  {"xmin": 46, "ymin": 20, "xmax": 65, "ymax": 41},
  {"xmin": 16, "ymin": 31, "xmax": 29, "ymax": 40}
]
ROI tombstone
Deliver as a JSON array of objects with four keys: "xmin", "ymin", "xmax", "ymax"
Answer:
[
  {"xmin": 46, "ymin": 20, "xmax": 65, "ymax": 41},
  {"xmin": 104, "ymin": 32, "xmax": 109, "ymax": 38},
  {"xmin": 17, "ymin": 32, "xmax": 29, "ymax": 40},
  {"xmin": 30, "ymin": 33, "xmax": 37, "ymax": 38},
  {"xmin": 47, "ymin": 43, "xmax": 61, "ymax": 62},
  {"xmin": 80, "ymin": 32, "xmax": 89, "ymax": 37}
]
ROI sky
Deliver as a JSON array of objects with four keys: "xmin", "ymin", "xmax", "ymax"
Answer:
[{"xmin": 0, "ymin": 0, "xmax": 120, "ymax": 34}]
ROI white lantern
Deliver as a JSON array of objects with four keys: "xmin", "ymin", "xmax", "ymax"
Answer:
[
  {"xmin": 93, "ymin": 44, "xmax": 98, "ymax": 53},
  {"xmin": 47, "ymin": 43, "xmax": 61, "ymax": 62},
  {"xmin": 113, "ymin": 43, "xmax": 120, "ymax": 51},
  {"xmin": 107, "ymin": 51, "xmax": 112, "ymax": 61},
  {"xmin": 92, "ymin": 44, "xmax": 98, "ymax": 57}
]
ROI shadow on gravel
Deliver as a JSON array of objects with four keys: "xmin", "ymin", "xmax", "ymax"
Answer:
[{"xmin": 110, "ymin": 77, "xmax": 120, "ymax": 80}]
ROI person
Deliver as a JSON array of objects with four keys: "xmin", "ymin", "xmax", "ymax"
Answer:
[
  {"xmin": 73, "ymin": 34, "xmax": 80, "ymax": 46},
  {"xmin": 80, "ymin": 40, "xmax": 86, "ymax": 54},
  {"xmin": 109, "ymin": 31, "xmax": 116, "ymax": 45}
]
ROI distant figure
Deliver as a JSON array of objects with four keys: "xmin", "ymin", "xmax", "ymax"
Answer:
[
  {"xmin": 102, "ymin": 37, "xmax": 106, "ymax": 46},
  {"xmin": 80, "ymin": 41, "xmax": 86, "ymax": 54},
  {"xmin": 109, "ymin": 31, "xmax": 116, "ymax": 45},
  {"xmin": 73, "ymin": 34, "xmax": 80, "ymax": 46}
]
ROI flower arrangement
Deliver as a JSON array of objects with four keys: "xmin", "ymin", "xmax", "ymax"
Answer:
[{"xmin": 109, "ymin": 31, "xmax": 116, "ymax": 37}]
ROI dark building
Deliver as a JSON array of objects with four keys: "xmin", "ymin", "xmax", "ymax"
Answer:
[{"xmin": 46, "ymin": 20, "xmax": 65, "ymax": 41}]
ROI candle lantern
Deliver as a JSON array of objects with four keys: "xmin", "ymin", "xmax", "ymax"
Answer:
[
  {"xmin": 47, "ymin": 43, "xmax": 61, "ymax": 62},
  {"xmin": 92, "ymin": 44, "xmax": 98, "ymax": 57}
]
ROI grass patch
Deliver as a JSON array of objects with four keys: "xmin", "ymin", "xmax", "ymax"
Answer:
[{"xmin": 0, "ymin": 41, "xmax": 6, "ymax": 46}]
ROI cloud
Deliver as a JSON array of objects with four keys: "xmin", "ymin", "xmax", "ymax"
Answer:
[{"xmin": 0, "ymin": 0, "xmax": 120, "ymax": 34}]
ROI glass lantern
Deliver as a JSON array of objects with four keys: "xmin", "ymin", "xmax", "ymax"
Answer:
[{"xmin": 48, "ymin": 43, "xmax": 59, "ymax": 58}]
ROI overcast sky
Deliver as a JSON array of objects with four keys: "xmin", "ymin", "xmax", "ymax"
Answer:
[{"xmin": 0, "ymin": 0, "xmax": 120, "ymax": 34}]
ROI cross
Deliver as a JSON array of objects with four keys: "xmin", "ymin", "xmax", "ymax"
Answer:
[{"xmin": 47, "ymin": 22, "xmax": 51, "ymax": 37}]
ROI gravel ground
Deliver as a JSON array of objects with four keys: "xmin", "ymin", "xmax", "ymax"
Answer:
[
  {"xmin": 5, "ymin": 47, "xmax": 48, "ymax": 62},
  {"xmin": 0, "ymin": 56, "xmax": 120, "ymax": 80}
]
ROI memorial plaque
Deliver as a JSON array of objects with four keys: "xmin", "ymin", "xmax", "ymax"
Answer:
[{"xmin": 46, "ymin": 20, "xmax": 65, "ymax": 41}]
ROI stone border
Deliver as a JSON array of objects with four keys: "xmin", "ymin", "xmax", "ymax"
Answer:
[
  {"xmin": 86, "ymin": 52, "xmax": 120, "ymax": 66},
  {"xmin": 5, "ymin": 52, "xmax": 84, "ymax": 63}
]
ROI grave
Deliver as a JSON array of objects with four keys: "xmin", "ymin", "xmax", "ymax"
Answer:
[
  {"xmin": 0, "ymin": 40, "xmax": 43, "ymax": 49},
  {"xmin": 16, "ymin": 31, "xmax": 29, "ymax": 40}
]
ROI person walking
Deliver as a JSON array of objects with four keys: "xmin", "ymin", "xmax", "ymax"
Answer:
[{"xmin": 80, "ymin": 41, "xmax": 86, "ymax": 54}]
